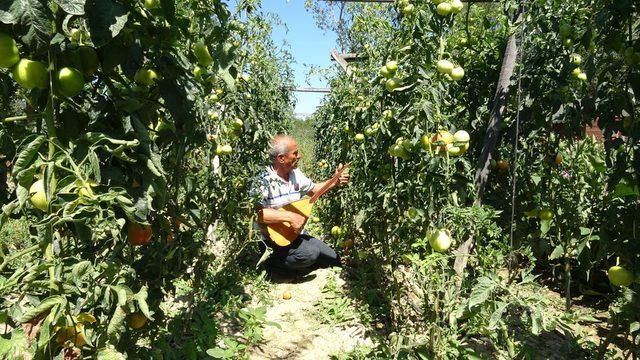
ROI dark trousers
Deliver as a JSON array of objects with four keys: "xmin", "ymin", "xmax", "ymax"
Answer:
[{"xmin": 265, "ymin": 234, "xmax": 340, "ymax": 271}]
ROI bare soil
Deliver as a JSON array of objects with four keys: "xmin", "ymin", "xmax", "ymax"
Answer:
[{"xmin": 248, "ymin": 267, "xmax": 374, "ymax": 360}]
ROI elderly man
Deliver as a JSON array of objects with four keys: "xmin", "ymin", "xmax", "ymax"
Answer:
[{"xmin": 253, "ymin": 134, "xmax": 350, "ymax": 272}]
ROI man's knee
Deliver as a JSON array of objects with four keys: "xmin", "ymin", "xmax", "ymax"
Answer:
[{"xmin": 286, "ymin": 245, "xmax": 320, "ymax": 268}]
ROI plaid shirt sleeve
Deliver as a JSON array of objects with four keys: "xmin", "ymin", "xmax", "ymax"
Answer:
[{"xmin": 294, "ymin": 169, "xmax": 315, "ymax": 195}]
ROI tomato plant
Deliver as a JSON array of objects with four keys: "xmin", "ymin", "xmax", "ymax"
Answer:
[{"xmin": 0, "ymin": 0, "xmax": 295, "ymax": 357}]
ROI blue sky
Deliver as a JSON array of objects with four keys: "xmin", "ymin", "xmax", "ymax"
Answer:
[{"xmin": 259, "ymin": 1, "xmax": 338, "ymax": 116}]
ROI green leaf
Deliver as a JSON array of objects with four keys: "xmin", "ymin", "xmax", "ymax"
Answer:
[
  {"xmin": 81, "ymin": 132, "xmax": 139, "ymax": 162},
  {"xmin": 143, "ymin": 155, "xmax": 163, "ymax": 177},
  {"xmin": 614, "ymin": 182, "xmax": 638, "ymax": 197},
  {"xmin": 85, "ymin": 0, "xmax": 128, "ymax": 46},
  {"xmin": 539, "ymin": 219, "xmax": 551, "ymax": 235},
  {"xmin": 206, "ymin": 347, "xmax": 233, "ymax": 359},
  {"xmin": 255, "ymin": 245, "xmax": 272, "ymax": 268},
  {"xmin": 12, "ymin": 135, "xmax": 45, "ymax": 180},
  {"xmin": 70, "ymin": 260, "xmax": 92, "ymax": 285},
  {"xmin": 96, "ymin": 346, "xmax": 127, "ymax": 360},
  {"xmin": 0, "ymin": 328, "xmax": 28, "ymax": 359},
  {"xmin": 54, "ymin": 0, "xmax": 85, "ymax": 15},
  {"xmin": 13, "ymin": 0, "xmax": 53, "ymax": 49},
  {"xmin": 468, "ymin": 276, "xmax": 495, "ymax": 309},
  {"xmin": 109, "ymin": 285, "xmax": 130, "ymax": 306},
  {"xmin": 18, "ymin": 295, "xmax": 65, "ymax": 323},
  {"xmin": 531, "ymin": 175, "xmax": 541, "ymax": 185},
  {"xmin": 106, "ymin": 305, "xmax": 126, "ymax": 340},
  {"xmin": 0, "ymin": 0, "xmax": 23, "ymax": 24},
  {"xmin": 549, "ymin": 245, "xmax": 564, "ymax": 260},
  {"xmin": 36, "ymin": 313, "xmax": 51, "ymax": 350},
  {"xmin": 218, "ymin": 68, "xmax": 236, "ymax": 91},
  {"xmin": 488, "ymin": 301, "xmax": 508, "ymax": 330},
  {"xmin": 531, "ymin": 312, "xmax": 544, "ymax": 335},
  {"xmin": 134, "ymin": 286, "xmax": 153, "ymax": 320}
]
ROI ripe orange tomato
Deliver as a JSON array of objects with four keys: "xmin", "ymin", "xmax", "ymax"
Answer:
[
  {"xmin": 496, "ymin": 159, "xmax": 509, "ymax": 172},
  {"xmin": 128, "ymin": 222, "xmax": 153, "ymax": 246}
]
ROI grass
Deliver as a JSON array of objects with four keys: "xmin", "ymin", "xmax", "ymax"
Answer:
[
  {"xmin": 290, "ymin": 117, "xmax": 316, "ymax": 175},
  {"xmin": 0, "ymin": 218, "xmax": 33, "ymax": 268}
]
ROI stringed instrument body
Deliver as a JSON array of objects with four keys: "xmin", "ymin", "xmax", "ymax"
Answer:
[{"xmin": 265, "ymin": 164, "xmax": 348, "ymax": 247}]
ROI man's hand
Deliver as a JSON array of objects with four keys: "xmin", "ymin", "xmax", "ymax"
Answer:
[
  {"xmin": 335, "ymin": 163, "xmax": 350, "ymax": 186},
  {"xmin": 287, "ymin": 211, "xmax": 307, "ymax": 235}
]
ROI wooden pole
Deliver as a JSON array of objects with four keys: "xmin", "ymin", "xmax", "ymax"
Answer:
[
  {"xmin": 293, "ymin": 87, "xmax": 331, "ymax": 93},
  {"xmin": 330, "ymin": 48, "xmax": 352, "ymax": 76},
  {"xmin": 453, "ymin": 6, "xmax": 525, "ymax": 283}
]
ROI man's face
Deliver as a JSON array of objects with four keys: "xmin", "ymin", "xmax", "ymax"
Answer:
[{"xmin": 277, "ymin": 139, "xmax": 301, "ymax": 172}]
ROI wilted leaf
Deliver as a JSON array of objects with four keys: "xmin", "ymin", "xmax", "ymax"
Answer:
[{"xmin": 18, "ymin": 295, "xmax": 65, "ymax": 323}]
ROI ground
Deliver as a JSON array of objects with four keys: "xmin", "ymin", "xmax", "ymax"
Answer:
[{"xmin": 247, "ymin": 267, "xmax": 374, "ymax": 360}]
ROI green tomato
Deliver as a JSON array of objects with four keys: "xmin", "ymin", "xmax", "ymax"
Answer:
[
  {"xmin": 402, "ymin": 4, "xmax": 415, "ymax": 16},
  {"xmin": 450, "ymin": 0, "xmax": 463, "ymax": 13},
  {"xmin": 420, "ymin": 134, "xmax": 431, "ymax": 150},
  {"xmin": 379, "ymin": 65, "xmax": 391, "ymax": 78},
  {"xmin": 134, "ymin": 68, "xmax": 159, "ymax": 86},
  {"xmin": 0, "ymin": 32, "xmax": 20, "ymax": 68},
  {"xmin": 436, "ymin": 59, "xmax": 454, "ymax": 74},
  {"xmin": 571, "ymin": 67, "xmax": 581, "ymax": 77},
  {"xmin": 144, "ymin": 0, "xmax": 161, "ymax": 10},
  {"xmin": 193, "ymin": 65, "xmax": 203, "ymax": 80},
  {"xmin": 436, "ymin": 2, "xmax": 451, "ymax": 16},
  {"xmin": 453, "ymin": 130, "xmax": 470, "ymax": 144},
  {"xmin": 608, "ymin": 266, "xmax": 635, "ymax": 287},
  {"xmin": 385, "ymin": 60, "xmax": 398, "ymax": 74},
  {"xmin": 559, "ymin": 22, "xmax": 572, "ymax": 38},
  {"xmin": 331, "ymin": 226, "xmax": 343, "ymax": 237},
  {"xmin": 563, "ymin": 38, "xmax": 573, "ymax": 47},
  {"xmin": 538, "ymin": 209, "xmax": 554, "ymax": 220},
  {"xmin": 193, "ymin": 42, "xmax": 213, "ymax": 67},
  {"xmin": 450, "ymin": 66, "xmax": 464, "ymax": 81},
  {"xmin": 57, "ymin": 67, "xmax": 84, "ymax": 97},
  {"xmin": 30, "ymin": 179, "xmax": 48, "ymax": 212},
  {"xmin": 232, "ymin": 118, "xmax": 244, "ymax": 131},
  {"xmin": 385, "ymin": 77, "xmax": 401, "ymax": 92},
  {"xmin": 76, "ymin": 46, "xmax": 99, "ymax": 76},
  {"xmin": 569, "ymin": 53, "xmax": 582, "ymax": 66},
  {"xmin": 429, "ymin": 229, "xmax": 452, "ymax": 252},
  {"xmin": 221, "ymin": 144, "xmax": 233, "ymax": 155},
  {"xmin": 12, "ymin": 59, "xmax": 49, "ymax": 89},
  {"xmin": 156, "ymin": 119, "xmax": 176, "ymax": 135},
  {"xmin": 446, "ymin": 144, "xmax": 466, "ymax": 156}
]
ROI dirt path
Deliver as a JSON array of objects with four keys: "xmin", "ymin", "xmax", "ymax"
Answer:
[{"xmin": 248, "ymin": 267, "xmax": 374, "ymax": 360}]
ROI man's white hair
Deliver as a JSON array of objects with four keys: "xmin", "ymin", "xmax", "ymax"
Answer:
[{"xmin": 268, "ymin": 135, "xmax": 293, "ymax": 162}]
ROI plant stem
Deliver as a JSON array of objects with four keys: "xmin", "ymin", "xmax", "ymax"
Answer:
[
  {"xmin": 2, "ymin": 114, "xmax": 42, "ymax": 123},
  {"xmin": 0, "ymin": 244, "xmax": 40, "ymax": 272}
]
